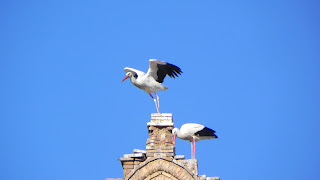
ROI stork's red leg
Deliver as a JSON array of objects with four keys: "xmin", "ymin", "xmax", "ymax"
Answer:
[
  {"xmin": 190, "ymin": 141, "xmax": 194, "ymax": 159},
  {"xmin": 154, "ymin": 91, "xmax": 160, "ymax": 113},
  {"xmin": 149, "ymin": 93, "xmax": 159, "ymax": 113},
  {"xmin": 193, "ymin": 138, "xmax": 196, "ymax": 159}
]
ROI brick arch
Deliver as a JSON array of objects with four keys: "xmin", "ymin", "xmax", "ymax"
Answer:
[
  {"xmin": 126, "ymin": 158, "xmax": 195, "ymax": 180},
  {"xmin": 145, "ymin": 171, "xmax": 178, "ymax": 180}
]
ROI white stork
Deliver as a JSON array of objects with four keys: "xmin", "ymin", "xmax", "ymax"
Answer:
[
  {"xmin": 173, "ymin": 123, "xmax": 218, "ymax": 159},
  {"xmin": 121, "ymin": 59, "xmax": 182, "ymax": 113}
]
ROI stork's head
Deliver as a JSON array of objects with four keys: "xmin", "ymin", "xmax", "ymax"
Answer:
[
  {"xmin": 121, "ymin": 72, "xmax": 133, "ymax": 82},
  {"xmin": 172, "ymin": 128, "xmax": 178, "ymax": 146}
]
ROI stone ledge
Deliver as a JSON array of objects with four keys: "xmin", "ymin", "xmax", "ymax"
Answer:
[
  {"xmin": 121, "ymin": 153, "xmax": 145, "ymax": 159},
  {"xmin": 174, "ymin": 155, "xmax": 185, "ymax": 160},
  {"xmin": 151, "ymin": 113, "xmax": 172, "ymax": 117},
  {"xmin": 148, "ymin": 113, "xmax": 174, "ymax": 127},
  {"xmin": 119, "ymin": 149, "xmax": 147, "ymax": 162},
  {"xmin": 206, "ymin": 177, "xmax": 220, "ymax": 180},
  {"xmin": 133, "ymin": 149, "xmax": 146, "ymax": 154},
  {"xmin": 198, "ymin": 175, "xmax": 220, "ymax": 180}
]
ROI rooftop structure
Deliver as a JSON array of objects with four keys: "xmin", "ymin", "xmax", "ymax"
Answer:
[{"xmin": 106, "ymin": 113, "xmax": 219, "ymax": 180}]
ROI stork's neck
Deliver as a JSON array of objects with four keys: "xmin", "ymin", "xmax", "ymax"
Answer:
[
  {"xmin": 174, "ymin": 128, "xmax": 191, "ymax": 141},
  {"xmin": 174, "ymin": 128, "xmax": 183, "ymax": 138},
  {"xmin": 129, "ymin": 76, "xmax": 137, "ymax": 83}
]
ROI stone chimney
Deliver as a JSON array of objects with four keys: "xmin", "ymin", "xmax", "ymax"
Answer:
[
  {"xmin": 146, "ymin": 113, "xmax": 175, "ymax": 158},
  {"xmin": 106, "ymin": 113, "xmax": 220, "ymax": 180}
]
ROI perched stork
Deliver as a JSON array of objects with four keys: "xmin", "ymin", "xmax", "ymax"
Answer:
[
  {"xmin": 173, "ymin": 123, "xmax": 218, "ymax": 159},
  {"xmin": 121, "ymin": 59, "xmax": 182, "ymax": 113}
]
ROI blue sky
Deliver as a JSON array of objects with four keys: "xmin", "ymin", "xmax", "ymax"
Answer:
[{"xmin": 1, "ymin": 0, "xmax": 319, "ymax": 180}]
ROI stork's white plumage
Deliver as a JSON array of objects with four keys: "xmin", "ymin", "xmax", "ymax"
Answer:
[
  {"xmin": 121, "ymin": 59, "xmax": 182, "ymax": 113},
  {"xmin": 173, "ymin": 123, "xmax": 218, "ymax": 159}
]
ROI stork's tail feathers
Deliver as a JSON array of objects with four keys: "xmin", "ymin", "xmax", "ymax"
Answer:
[
  {"xmin": 195, "ymin": 127, "xmax": 218, "ymax": 139},
  {"xmin": 212, "ymin": 134, "xmax": 218, "ymax": 139}
]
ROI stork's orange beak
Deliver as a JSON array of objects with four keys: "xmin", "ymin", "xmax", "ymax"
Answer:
[
  {"xmin": 173, "ymin": 134, "xmax": 177, "ymax": 146},
  {"xmin": 121, "ymin": 75, "xmax": 129, "ymax": 82}
]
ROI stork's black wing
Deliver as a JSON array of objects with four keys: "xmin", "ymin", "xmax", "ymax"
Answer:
[
  {"xmin": 156, "ymin": 63, "xmax": 182, "ymax": 83},
  {"xmin": 147, "ymin": 59, "xmax": 183, "ymax": 83}
]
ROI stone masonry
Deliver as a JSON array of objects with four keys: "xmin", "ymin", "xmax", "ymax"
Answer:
[{"xmin": 106, "ymin": 113, "xmax": 220, "ymax": 180}]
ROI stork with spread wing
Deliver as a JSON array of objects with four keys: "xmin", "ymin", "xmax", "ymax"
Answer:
[{"xmin": 121, "ymin": 59, "xmax": 182, "ymax": 113}]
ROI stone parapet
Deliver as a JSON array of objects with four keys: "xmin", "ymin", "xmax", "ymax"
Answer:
[{"xmin": 119, "ymin": 149, "xmax": 147, "ymax": 178}]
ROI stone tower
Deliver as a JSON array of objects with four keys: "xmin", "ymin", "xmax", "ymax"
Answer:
[{"xmin": 106, "ymin": 113, "xmax": 219, "ymax": 180}]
